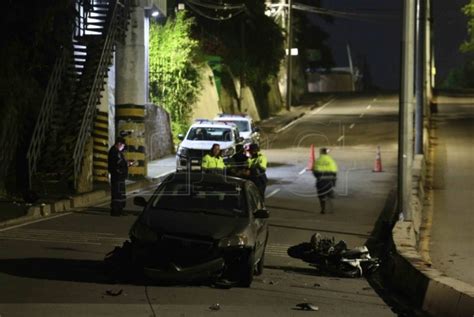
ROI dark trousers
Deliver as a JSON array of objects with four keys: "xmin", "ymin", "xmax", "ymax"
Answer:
[
  {"xmin": 314, "ymin": 172, "xmax": 336, "ymax": 212},
  {"xmin": 110, "ymin": 176, "xmax": 126, "ymax": 215},
  {"xmin": 250, "ymin": 174, "xmax": 267, "ymax": 200}
]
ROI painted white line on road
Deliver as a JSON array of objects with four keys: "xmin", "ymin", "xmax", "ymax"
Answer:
[
  {"xmin": 349, "ymin": 123, "xmax": 355, "ymax": 129},
  {"xmin": 274, "ymin": 116, "xmax": 301, "ymax": 133},
  {"xmin": 359, "ymin": 113, "xmax": 365, "ymax": 118},
  {"xmin": 366, "ymin": 105, "xmax": 372, "ymax": 110},
  {"xmin": 275, "ymin": 98, "xmax": 336, "ymax": 134},
  {"xmin": 265, "ymin": 188, "xmax": 281, "ymax": 199},
  {"xmin": 337, "ymin": 135, "xmax": 344, "ymax": 142},
  {"xmin": 0, "ymin": 212, "xmax": 73, "ymax": 233},
  {"xmin": 312, "ymin": 98, "xmax": 335, "ymax": 114},
  {"xmin": 298, "ymin": 168, "xmax": 307, "ymax": 175}
]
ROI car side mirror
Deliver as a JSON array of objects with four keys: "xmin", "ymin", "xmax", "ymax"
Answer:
[
  {"xmin": 254, "ymin": 209, "xmax": 269, "ymax": 219},
  {"xmin": 178, "ymin": 134, "xmax": 184, "ymax": 141},
  {"xmin": 237, "ymin": 136, "xmax": 244, "ymax": 143},
  {"xmin": 253, "ymin": 127, "xmax": 260, "ymax": 133},
  {"xmin": 133, "ymin": 196, "xmax": 147, "ymax": 207}
]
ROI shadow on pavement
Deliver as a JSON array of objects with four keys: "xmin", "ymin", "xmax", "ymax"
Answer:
[{"xmin": 0, "ymin": 258, "xmax": 114, "ymax": 284}]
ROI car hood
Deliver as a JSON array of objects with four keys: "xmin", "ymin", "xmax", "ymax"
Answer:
[
  {"xmin": 179, "ymin": 140, "xmax": 233, "ymax": 150},
  {"xmin": 141, "ymin": 209, "xmax": 250, "ymax": 240},
  {"xmin": 239, "ymin": 131, "xmax": 252, "ymax": 139}
]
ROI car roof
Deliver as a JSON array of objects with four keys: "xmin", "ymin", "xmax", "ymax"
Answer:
[
  {"xmin": 190, "ymin": 120, "xmax": 237, "ymax": 129},
  {"xmin": 214, "ymin": 114, "xmax": 251, "ymax": 121},
  {"xmin": 163, "ymin": 172, "xmax": 249, "ymax": 186}
]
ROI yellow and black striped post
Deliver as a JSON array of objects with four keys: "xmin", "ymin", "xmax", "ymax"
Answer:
[
  {"xmin": 92, "ymin": 111, "xmax": 109, "ymax": 183},
  {"xmin": 116, "ymin": 104, "xmax": 147, "ymax": 178}
]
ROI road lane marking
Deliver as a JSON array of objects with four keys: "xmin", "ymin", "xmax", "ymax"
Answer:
[
  {"xmin": 265, "ymin": 188, "xmax": 281, "ymax": 199},
  {"xmin": 0, "ymin": 227, "xmax": 294, "ymax": 259},
  {"xmin": 349, "ymin": 123, "xmax": 355, "ymax": 129},
  {"xmin": 366, "ymin": 105, "xmax": 372, "ymax": 110},
  {"xmin": 298, "ymin": 168, "xmax": 307, "ymax": 175},
  {"xmin": 274, "ymin": 97, "xmax": 335, "ymax": 133},
  {"xmin": 0, "ymin": 212, "xmax": 73, "ymax": 233},
  {"xmin": 359, "ymin": 113, "xmax": 365, "ymax": 118},
  {"xmin": 337, "ymin": 135, "xmax": 344, "ymax": 142}
]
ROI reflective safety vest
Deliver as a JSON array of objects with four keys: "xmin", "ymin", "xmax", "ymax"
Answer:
[
  {"xmin": 313, "ymin": 154, "xmax": 338, "ymax": 173},
  {"xmin": 248, "ymin": 152, "xmax": 267, "ymax": 172},
  {"xmin": 202, "ymin": 154, "xmax": 226, "ymax": 170}
]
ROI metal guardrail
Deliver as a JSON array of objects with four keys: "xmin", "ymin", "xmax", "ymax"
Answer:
[
  {"xmin": 72, "ymin": 0, "xmax": 130, "ymax": 189},
  {"xmin": 26, "ymin": 49, "xmax": 69, "ymax": 189}
]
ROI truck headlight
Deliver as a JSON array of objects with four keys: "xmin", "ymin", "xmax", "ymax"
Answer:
[
  {"xmin": 177, "ymin": 147, "xmax": 189, "ymax": 157},
  {"xmin": 218, "ymin": 234, "xmax": 248, "ymax": 248}
]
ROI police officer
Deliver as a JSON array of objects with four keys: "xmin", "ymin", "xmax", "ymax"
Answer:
[
  {"xmin": 313, "ymin": 147, "xmax": 338, "ymax": 214},
  {"xmin": 228, "ymin": 144, "xmax": 250, "ymax": 178},
  {"xmin": 202, "ymin": 143, "xmax": 226, "ymax": 174},
  {"xmin": 248, "ymin": 143, "xmax": 268, "ymax": 199},
  {"xmin": 108, "ymin": 137, "xmax": 134, "ymax": 217}
]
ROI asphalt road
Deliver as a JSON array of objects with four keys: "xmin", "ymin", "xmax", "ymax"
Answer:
[
  {"xmin": 429, "ymin": 96, "xmax": 474, "ymax": 285},
  {"xmin": 0, "ymin": 93, "xmax": 400, "ymax": 317}
]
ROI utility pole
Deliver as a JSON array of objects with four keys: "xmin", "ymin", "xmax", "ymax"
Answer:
[
  {"xmin": 415, "ymin": 0, "xmax": 426, "ymax": 154},
  {"xmin": 399, "ymin": 0, "xmax": 416, "ymax": 220},
  {"xmin": 286, "ymin": 0, "xmax": 293, "ymax": 111}
]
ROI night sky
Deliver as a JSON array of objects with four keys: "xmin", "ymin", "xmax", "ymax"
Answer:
[{"xmin": 310, "ymin": 0, "xmax": 469, "ymax": 90}]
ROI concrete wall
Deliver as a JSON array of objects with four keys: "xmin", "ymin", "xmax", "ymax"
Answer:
[
  {"xmin": 191, "ymin": 64, "xmax": 221, "ymax": 121},
  {"xmin": 144, "ymin": 104, "xmax": 173, "ymax": 160},
  {"xmin": 389, "ymin": 119, "xmax": 474, "ymax": 316},
  {"xmin": 307, "ymin": 73, "xmax": 354, "ymax": 93}
]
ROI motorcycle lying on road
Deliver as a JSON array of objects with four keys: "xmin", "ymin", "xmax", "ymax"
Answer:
[{"xmin": 287, "ymin": 233, "xmax": 380, "ymax": 278}]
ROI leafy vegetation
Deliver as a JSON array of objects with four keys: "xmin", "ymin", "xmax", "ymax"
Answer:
[
  {"xmin": 190, "ymin": 0, "xmax": 285, "ymax": 117},
  {"xmin": 149, "ymin": 12, "xmax": 202, "ymax": 141},
  {"xmin": 461, "ymin": 0, "xmax": 474, "ymax": 53},
  {"xmin": 442, "ymin": 1, "xmax": 474, "ymax": 89}
]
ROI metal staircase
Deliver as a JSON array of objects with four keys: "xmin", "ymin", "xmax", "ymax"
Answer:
[{"xmin": 27, "ymin": 0, "xmax": 132, "ymax": 193}]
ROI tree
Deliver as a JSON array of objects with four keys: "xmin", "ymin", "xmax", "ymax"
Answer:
[
  {"xmin": 188, "ymin": 0, "xmax": 285, "ymax": 117},
  {"xmin": 461, "ymin": 0, "xmax": 474, "ymax": 53},
  {"xmin": 149, "ymin": 12, "xmax": 202, "ymax": 139}
]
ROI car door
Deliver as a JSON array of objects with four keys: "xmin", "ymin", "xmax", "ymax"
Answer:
[{"xmin": 246, "ymin": 182, "xmax": 268, "ymax": 260}]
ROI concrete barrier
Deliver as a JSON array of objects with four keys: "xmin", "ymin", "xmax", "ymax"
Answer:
[{"xmin": 390, "ymin": 122, "xmax": 474, "ymax": 316}]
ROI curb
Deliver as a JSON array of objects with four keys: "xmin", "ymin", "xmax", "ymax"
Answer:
[
  {"xmin": 0, "ymin": 177, "xmax": 161, "ymax": 230},
  {"xmin": 390, "ymin": 222, "xmax": 474, "ymax": 317}
]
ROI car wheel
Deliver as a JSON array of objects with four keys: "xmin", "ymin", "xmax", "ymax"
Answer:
[{"xmin": 238, "ymin": 250, "xmax": 255, "ymax": 287}]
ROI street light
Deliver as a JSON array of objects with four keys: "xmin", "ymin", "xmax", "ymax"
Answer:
[{"xmin": 286, "ymin": 0, "xmax": 293, "ymax": 111}]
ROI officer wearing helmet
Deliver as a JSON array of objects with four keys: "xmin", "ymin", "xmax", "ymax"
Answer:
[{"xmin": 248, "ymin": 143, "xmax": 268, "ymax": 199}]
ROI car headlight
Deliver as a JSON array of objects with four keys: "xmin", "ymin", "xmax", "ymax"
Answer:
[
  {"xmin": 218, "ymin": 234, "xmax": 248, "ymax": 248},
  {"xmin": 177, "ymin": 146, "xmax": 189, "ymax": 157},
  {"xmin": 221, "ymin": 147, "xmax": 235, "ymax": 157},
  {"xmin": 129, "ymin": 220, "xmax": 159, "ymax": 243}
]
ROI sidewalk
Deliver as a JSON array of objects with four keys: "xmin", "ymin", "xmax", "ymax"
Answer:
[
  {"xmin": 388, "ymin": 95, "xmax": 474, "ymax": 317},
  {"xmin": 0, "ymin": 97, "xmax": 328, "ymax": 227}
]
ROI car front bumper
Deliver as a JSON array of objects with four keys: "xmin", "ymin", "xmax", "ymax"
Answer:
[{"xmin": 143, "ymin": 257, "xmax": 225, "ymax": 283}]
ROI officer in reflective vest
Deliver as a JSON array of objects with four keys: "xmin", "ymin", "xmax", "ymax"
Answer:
[
  {"xmin": 313, "ymin": 147, "xmax": 338, "ymax": 214},
  {"xmin": 248, "ymin": 143, "xmax": 268, "ymax": 199},
  {"xmin": 202, "ymin": 143, "xmax": 226, "ymax": 174}
]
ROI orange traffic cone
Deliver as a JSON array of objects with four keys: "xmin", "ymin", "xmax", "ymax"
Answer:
[
  {"xmin": 306, "ymin": 144, "xmax": 315, "ymax": 171},
  {"xmin": 373, "ymin": 146, "xmax": 383, "ymax": 172}
]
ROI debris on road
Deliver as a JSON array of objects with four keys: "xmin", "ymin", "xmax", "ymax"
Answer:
[
  {"xmin": 105, "ymin": 288, "xmax": 123, "ymax": 296},
  {"xmin": 209, "ymin": 303, "xmax": 221, "ymax": 311},
  {"xmin": 295, "ymin": 303, "xmax": 319, "ymax": 311}
]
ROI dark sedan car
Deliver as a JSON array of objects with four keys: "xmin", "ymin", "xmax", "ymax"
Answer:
[{"xmin": 124, "ymin": 172, "xmax": 269, "ymax": 287}]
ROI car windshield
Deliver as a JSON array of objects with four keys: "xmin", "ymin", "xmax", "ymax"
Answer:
[
  {"xmin": 186, "ymin": 127, "xmax": 234, "ymax": 141},
  {"xmin": 148, "ymin": 180, "xmax": 246, "ymax": 216},
  {"xmin": 217, "ymin": 120, "xmax": 249, "ymax": 132}
]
